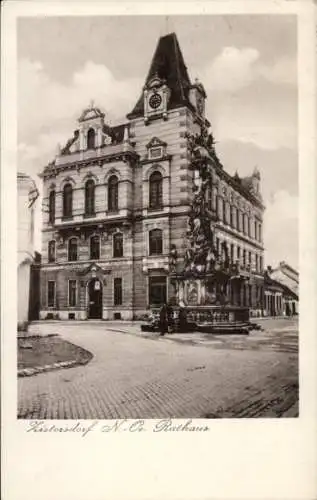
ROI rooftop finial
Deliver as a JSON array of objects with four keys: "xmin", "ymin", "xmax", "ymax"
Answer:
[{"xmin": 89, "ymin": 99, "xmax": 94, "ymax": 109}]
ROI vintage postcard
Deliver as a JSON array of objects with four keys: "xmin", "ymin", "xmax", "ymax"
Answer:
[{"xmin": 1, "ymin": 1, "xmax": 317, "ymax": 499}]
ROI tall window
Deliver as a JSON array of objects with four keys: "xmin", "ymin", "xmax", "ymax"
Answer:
[
  {"xmin": 113, "ymin": 233, "xmax": 123, "ymax": 258},
  {"xmin": 68, "ymin": 280, "xmax": 77, "ymax": 307},
  {"xmin": 68, "ymin": 238, "xmax": 78, "ymax": 262},
  {"xmin": 236, "ymin": 209, "xmax": 240, "ymax": 231},
  {"xmin": 87, "ymin": 128, "xmax": 95, "ymax": 149},
  {"xmin": 85, "ymin": 179, "xmax": 95, "ymax": 216},
  {"xmin": 237, "ymin": 246, "xmax": 241, "ymax": 262},
  {"xmin": 260, "ymin": 255, "xmax": 263, "ymax": 272},
  {"xmin": 48, "ymin": 240, "xmax": 56, "ymax": 263},
  {"xmin": 49, "ymin": 190, "xmax": 55, "ymax": 224},
  {"xmin": 114, "ymin": 278, "xmax": 123, "ymax": 306},
  {"xmin": 149, "ymin": 171, "xmax": 163, "ymax": 210},
  {"xmin": 249, "ymin": 251, "xmax": 252, "ymax": 267},
  {"xmin": 149, "ymin": 276, "xmax": 167, "ymax": 306},
  {"xmin": 90, "ymin": 235, "xmax": 100, "ymax": 260},
  {"xmin": 242, "ymin": 213, "xmax": 245, "ymax": 234},
  {"xmin": 254, "ymin": 221, "xmax": 257, "ymax": 240},
  {"xmin": 230, "ymin": 243, "xmax": 234, "ymax": 263},
  {"xmin": 214, "ymin": 188, "xmax": 219, "ymax": 216},
  {"xmin": 255, "ymin": 254, "xmax": 259, "ymax": 272},
  {"xmin": 149, "ymin": 229, "xmax": 163, "ymax": 255},
  {"xmin": 63, "ymin": 183, "xmax": 73, "ymax": 218},
  {"xmin": 248, "ymin": 217, "xmax": 251, "ymax": 237},
  {"xmin": 258, "ymin": 223, "xmax": 262, "ymax": 242},
  {"xmin": 108, "ymin": 175, "xmax": 118, "ymax": 212},
  {"xmin": 243, "ymin": 249, "xmax": 246, "ymax": 267},
  {"xmin": 222, "ymin": 199, "xmax": 227, "ymax": 224},
  {"xmin": 47, "ymin": 281, "xmax": 56, "ymax": 307},
  {"xmin": 230, "ymin": 206, "xmax": 235, "ymax": 228}
]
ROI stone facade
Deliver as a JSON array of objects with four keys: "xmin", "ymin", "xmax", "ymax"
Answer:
[{"xmin": 39, "ymin": 32, "xmax": 265, "ymax": 321}]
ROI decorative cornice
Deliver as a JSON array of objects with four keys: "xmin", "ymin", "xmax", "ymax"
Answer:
[
  {"xmin": 139, "ymin": 154, "xmax": 172, "ymax": 166},
  {"xmin": 42, "ymin": 150, "xmax": 139, "ymax": 179}
]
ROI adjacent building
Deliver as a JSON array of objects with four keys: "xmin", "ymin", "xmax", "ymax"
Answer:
[
  {"xmin": 266, "ymin": 262, "xmax": 299, "ymax": 316},
  {"xmin": 39, "ymin": 32, "xmax": 265, "ymax": 321},
  {"xmin": 17, "ymin": 172, "xmax": 39, "ymax": 328}
]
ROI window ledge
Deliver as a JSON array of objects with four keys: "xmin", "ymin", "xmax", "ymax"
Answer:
[
  {"xmin": 62, "ymin": 216, "xmax": 74, "ymax": 221},
  {"xmin": 148, "ymin": 206, "xmax": 163, "ymax": 212},
  {"xmin": 83, "ymin": 213, "xmax": 96, "ymax": 219}
]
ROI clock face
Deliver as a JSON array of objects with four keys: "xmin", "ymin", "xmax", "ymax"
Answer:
[{"xmin": 149, "ymin": 92, "xmax": 162, "ymax": 110}]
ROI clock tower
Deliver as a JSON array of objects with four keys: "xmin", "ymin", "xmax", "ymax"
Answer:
[{"xmin": 143, "ymin": 74, "xmax": 170, "ymax": 124}]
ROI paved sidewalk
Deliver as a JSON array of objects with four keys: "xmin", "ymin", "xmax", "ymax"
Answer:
[{"xmin": 19, "ymin": 319, "xmax": 299, "ymax": 419}]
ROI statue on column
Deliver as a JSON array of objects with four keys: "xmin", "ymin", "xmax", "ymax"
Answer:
[{"xmin": 169, "ymin": 244, "xmax": 178, "ymax": 273}]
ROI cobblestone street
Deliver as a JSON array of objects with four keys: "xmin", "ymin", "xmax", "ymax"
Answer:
[{"xmin": 18, "ymin": 318, "xmax": 299, "ymax": 419}]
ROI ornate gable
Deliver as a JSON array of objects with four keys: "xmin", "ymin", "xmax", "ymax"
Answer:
[
  {"xmin": 146, "ymin": 137, "xmax": 167, "ymax": 149},
  {"xmin": 78, "ymin": 104, "xmax": 105, "ymax": 123},
  {"xmin": 146, "ymin": 136, "xmax": 167, "ymax": 160},
  {"xmin": 79, "ymin": 263, "xmax": 111, "ymax": 276}
]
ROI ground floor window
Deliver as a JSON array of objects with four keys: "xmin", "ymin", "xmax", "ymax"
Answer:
[
  {"xmin": 114, "ymin": 278, "xmax": 123, "ymax": 306},
  {"xmin": 68, "ymin": 280, "xmax": 77, "ymax": 307},
  {"xmin": 47, "ymin": 281, "xmax": 56, "ymax": 307},
  {"xmin": 149, "ymin": 276, "xmax": 167, "ymax": 306}
]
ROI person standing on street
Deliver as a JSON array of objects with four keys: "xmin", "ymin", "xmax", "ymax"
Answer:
[
  {"xmin": 166, "ymin": 302, "xmax": 174, "ymax": 334},
  {"xmin": 159, "ymin": 303, "xmax": 168, "ymax": 336}
]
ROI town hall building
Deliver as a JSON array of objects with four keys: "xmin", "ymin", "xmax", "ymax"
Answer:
[{"xmin": 39, "ymin": 32, "xmax": 265, "ymax": 320}]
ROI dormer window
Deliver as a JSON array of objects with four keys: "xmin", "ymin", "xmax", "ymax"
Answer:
[
  {"xmin": 146, "ymin": 137, "xmax": 167, "ymax": 161},
  {"xmin": 87, "ymin": 128, "xmax": 95, "ymax": 149}
]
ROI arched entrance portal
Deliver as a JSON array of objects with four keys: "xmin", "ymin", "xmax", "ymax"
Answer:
[{"xmin": 88, "ymin": 278, "xmax": 103, "ymax": 319}]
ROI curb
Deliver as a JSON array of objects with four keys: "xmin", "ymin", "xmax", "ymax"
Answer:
[{"xmin": 18, "ymin": 359, "xmax": 78, "ymax": 377}]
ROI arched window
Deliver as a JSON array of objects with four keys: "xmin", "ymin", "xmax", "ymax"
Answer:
[
  {"xmin": 48, "ymin": 240, "xmax": 56, "ymax": 263},
  {"xmin": 49, "ymin": 190, "xmax": 55, "ymax": 224},
  {"xmin": 113, "ymin": 233, "xmax": 123, "ymax": 258},
  {"xmin": 149, "ymin": 171, "xmax": 163, "ymax": 210},
  {"xmin": 108, "ymin": 175, "xmax": 118, "ymax": 212},
  {"xmin": 87, "ymin": 128, "xmax": 95, "ymax": 150},
  {"xmin": 149, "ymin": 228, "xmax": 163, "ymax": 255},
  {"xmin": 90, "ymin": 235, "xmax": 100, "ymax": 260},
  {"xmin": 63, "ymin": 183, "xmax": 73, "ymax": 218},
  {"xmin": 68, "ymin": 238, "xmax": 78, "ymax": 262},
  {"xmin": 85, "ymin": 179, "xmax": 95, "ymax": 216}
]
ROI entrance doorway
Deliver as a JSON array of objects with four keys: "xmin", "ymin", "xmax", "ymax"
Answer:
[{"xmin": 88, "ymin": 278, "xmax": 103, "ymax": 319}]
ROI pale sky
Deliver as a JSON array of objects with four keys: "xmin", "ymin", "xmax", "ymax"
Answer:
[{"xmin": 17, "ymin": 15, "xmax": 298, "ymax": 269}]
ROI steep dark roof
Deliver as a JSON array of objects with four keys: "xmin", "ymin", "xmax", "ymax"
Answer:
[
  {"xmin": 109, "ymin": 124, "xmax": 125, "ymax": 144},
  {"xmin": 127, "ymin": 32, "xmax": 193, "ymax": 119}
]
